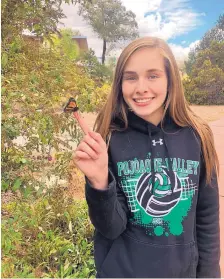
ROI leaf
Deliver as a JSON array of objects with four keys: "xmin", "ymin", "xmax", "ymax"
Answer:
[
  {"xmin": 2, "ymin": 180, "xmax": 9, "ymax": 191},
  {"xmin": 64, "ymin": 211, "xmax": 70, "ymax": 221},
  {"xmin": 64, "ymin": 258, "xmax": 70, "ymax": 271},
  {"xmin": 12, "ymin": 178, "xmax": 22, "ymax": 192},
  {"xmin": 2, "ymin": 87, "xmax": 6, "ymax": 95},
  {"xmin": 81, "ymin": 239, "xmax": 87, "ymax": 249},
  {"xmin": 20, "ymin": 158, "xmax": 27, "ymax": 164},
  {"xmin": 68, "ymin": 221, "xmax": 73, "ymax": 233},
  {"xmin": 1, "ymin": 53, "xmax": 8, "ymax": 68}
]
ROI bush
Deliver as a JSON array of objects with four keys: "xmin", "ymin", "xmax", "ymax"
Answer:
[
  {"xmin": 2, "ymin": 187, "xmax": 96, "ymax": 278},
  {"xmin": 1, "ymin": 35, "xmax": 111, "ymax": 196},
  {"xmin": 79, "ymin": 49, "xmax": 114, "ymax": 83},
  {"xmin": 184, "ymin": 41, "xmax": 224, "ymax": 105}
]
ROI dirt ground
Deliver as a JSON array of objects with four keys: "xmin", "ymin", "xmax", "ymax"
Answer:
[{"xmin": 190, "ymin": 105, "xmax": 224, "ymax": 122}]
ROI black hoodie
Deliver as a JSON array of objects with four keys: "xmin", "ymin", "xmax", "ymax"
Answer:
[{"xmin": 85, "ymin": 111, "xmax": 220, "ymax": 278}]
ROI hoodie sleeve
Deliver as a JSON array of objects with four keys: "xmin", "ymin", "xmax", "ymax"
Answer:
[
  {"xmin": 196, "ymin": 156, "xmax": 220, "ymax": 278},
  {"xmin": 85, "ymin": 162, "xmax": 129, "ymax": 240}
]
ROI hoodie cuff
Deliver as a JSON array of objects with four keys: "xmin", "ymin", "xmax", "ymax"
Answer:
[
  {"xmin": 85, "ymin": 169, "xmax": 116, "ymax": 203},
  {"xmin": 196, "ymin": 264, "xmax": 221, "ymax": 278}
]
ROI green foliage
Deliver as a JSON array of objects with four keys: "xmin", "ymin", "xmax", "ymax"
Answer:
[
  {"xmin": 79, "ymin": 48, "xmax": 114, "ymax": 82},
  {"xmin": 217, "ymin": 14, "xmax": 224, "ymax": 30},
  {"xmin": 2, "ymin": 189, "xmax": 95, "ymax": 278},
  {"xmin": 48, "ymin": 28, "xmax": 80, "ymax": 60},
  {"xmin": 185, "ymin": 13, "xmax": 224, "ymax": 75},
  {"xmin": 1, "ymin": 2, "xmax": 113, "ymax": 278},
  {"xmin": 78, "ymin": 0, "xmax": 139, "ymax": 63},
  {"xmin": 2, "ymin": 0, "xmax": 64, "ymax": 42},
  {"xmin": 1, "ymin": 0, "xmax": 91, "ymax": 43},
  {"xmin": 184, "ymin": 42, "xmax": 224, "ymax": 105},
  {"xmin": 184, "ymin": 13, "xmax": 224, "ymax": 105},
  {"xmin": 1, "ymin": 33, "xmax": 110, "ymax": 195}
]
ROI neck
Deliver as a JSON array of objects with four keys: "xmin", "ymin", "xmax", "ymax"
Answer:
[{"xmin": 139, "ymin": 107, "xmax": 164, "ymax": 126}]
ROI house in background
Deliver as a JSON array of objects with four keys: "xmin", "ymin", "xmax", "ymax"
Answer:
[
  {"xmin": 22, "ymin": 34, "xmax": 43, "ymax": 44},
  {"xmin": 71, "ymin": 36, "xmax": 88, "ymax": 52},
  {"xmin": 22, "ymin": 31, "xmax": 89, "ymax": 53},
  {"xmin": 22, "ymin": 29, "xmax": 44, "ymax": 46}
]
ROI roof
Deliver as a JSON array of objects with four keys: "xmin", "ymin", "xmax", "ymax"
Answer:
[{"xmin": 71, "ymin": 36, "xmax": 87, "ymax": 39}]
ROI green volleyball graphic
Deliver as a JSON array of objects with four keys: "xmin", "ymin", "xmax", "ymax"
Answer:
[{"xmin": 136, "ymin": 168, "xmax": 182, "ymax": 217}]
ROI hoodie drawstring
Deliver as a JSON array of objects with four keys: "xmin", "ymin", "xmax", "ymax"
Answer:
[
  {"xmin": 147, "ymin": 126, "xmax": 155, "ymax": 191},
  {"xmin": 147, "ymin": 126, "xmax": 172, "ymax": 191}
]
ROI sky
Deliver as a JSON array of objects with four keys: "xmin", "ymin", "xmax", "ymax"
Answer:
[{"xmin": 58, "ymin": 0, "xmax": 224, "ymax": 64}]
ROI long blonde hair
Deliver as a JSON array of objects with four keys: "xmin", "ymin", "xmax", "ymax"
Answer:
[{"xmin": 94, "ymin": 37, "xmax": 219, "ymax": 184}]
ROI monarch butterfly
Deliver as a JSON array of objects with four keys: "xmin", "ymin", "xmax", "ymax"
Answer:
[{"xmin": 64, "ymin": 97, "xmax": 79, "ymax": 113}]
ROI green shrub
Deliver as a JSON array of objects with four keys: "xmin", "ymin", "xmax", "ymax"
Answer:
[
  {"xmin": 2, "ymin": 187, "xmax": 96, "ymax": 278},
  {"xmin": 2, "ymin": 35, "xmax": 111, "ymax": 197}
]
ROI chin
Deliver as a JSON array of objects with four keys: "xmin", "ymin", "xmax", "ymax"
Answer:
[
  {"xmin": 132, "ymin": 105, "xmax": 163, "ymax": 121},
  {"xmin": 132, "ymin": 106, "xmax": 154, "ymax": 115},
  {"xmin": 133, "ymin": 110, "xmax": 154, "ymax": 119}
]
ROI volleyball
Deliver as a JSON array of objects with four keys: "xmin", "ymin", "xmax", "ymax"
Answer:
[{"xmin": 136, "ymin": 169, "xmax": 182, "ymax": 217}]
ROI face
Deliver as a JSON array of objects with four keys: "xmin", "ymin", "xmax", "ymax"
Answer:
[{"xmin": 122, "ymin": 47, "xmax": 168, "ymax": 125}]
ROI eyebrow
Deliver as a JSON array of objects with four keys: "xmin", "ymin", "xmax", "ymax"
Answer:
[{"xmin": 123, "ymin": 69, "xmax": 164, "ymax": 74}]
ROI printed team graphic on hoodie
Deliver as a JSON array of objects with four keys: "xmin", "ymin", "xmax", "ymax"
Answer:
[{"xmin": 117, "ymin": 150, "xmax": 200, "ymax": 237}]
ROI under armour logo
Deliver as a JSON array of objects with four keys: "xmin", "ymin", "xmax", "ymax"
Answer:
[{"xmin": 152, "ymin": 138, "xmax": 163, "ymax": 146}]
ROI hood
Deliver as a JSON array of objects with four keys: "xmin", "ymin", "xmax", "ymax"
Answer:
[
  {"xmin": 127, "ymin": 109, "xmax": 180, "ymax": 135},
  {"xmin": 112, "ymin": 109, "xmax": 180, "ymax": 136}
]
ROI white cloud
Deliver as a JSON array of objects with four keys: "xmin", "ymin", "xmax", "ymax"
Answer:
[
  {"xmin": 169, "ymin": 39, "xmax": 200, "ymax": 66},
  {"xmin": 147, "ymin": 0, "xmax": 163, "ymax": 12},
  {"xmin": 135, "ymin": 0, "xmax": 205, "ymax": 40}
]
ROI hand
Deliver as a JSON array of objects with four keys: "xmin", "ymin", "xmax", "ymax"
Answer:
[{"xmin": 73, "ymin": 131, "xmax": 109, "ymax": 190}]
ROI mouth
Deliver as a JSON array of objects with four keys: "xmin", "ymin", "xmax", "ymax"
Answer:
[{"xmin": 133, "ymin": 97, "xmax": 155, "ymax": 106}]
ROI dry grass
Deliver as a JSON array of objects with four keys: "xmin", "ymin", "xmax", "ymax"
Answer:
[
  {"xmin": 190, "ymin": 106, "xmax": 224, "ymax": 122},
  {"xmin": 68, "ymin": 161, "xmax": 85, "ymax": 200}
]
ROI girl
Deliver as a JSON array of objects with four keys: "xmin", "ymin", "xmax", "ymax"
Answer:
[{"xmin": 74, "ymin": 37, "xmax": 220, "ymax": 278}]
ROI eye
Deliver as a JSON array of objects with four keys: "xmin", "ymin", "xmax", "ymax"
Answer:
[
  {"xmin": 149, "ymin": 75, "xmax": 158, "ymax": 80},
  {"xmin": 124, "ymin": 76, "xmax": 136, "ymax": 81}
]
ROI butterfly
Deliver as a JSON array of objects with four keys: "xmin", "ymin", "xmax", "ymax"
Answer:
[{"xmin": 64, "ymin": 97, "xmax": 79, "ymax": 113}]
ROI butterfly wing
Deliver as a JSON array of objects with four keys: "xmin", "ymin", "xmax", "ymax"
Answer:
[{"xmin": 64, "ymin": 97, "xmax": 79, "ymax": 112}]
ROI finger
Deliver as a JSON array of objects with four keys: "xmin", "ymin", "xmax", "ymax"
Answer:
[
  {"xmin": 83, "ymin": 134, "xmax": 102, "ymax": 154},
  {"xmin": 74, "ymin": 150, "xmax": 91, "ymax": 160},
  {"xmin": 73, "ymin": 112, "xmax": 91, "ymax": 135},
  {"xmin": 78, "ymin": 142, "xmax": 98, "ymax": 160},
  {"xmin": 88, "ymin": 131, "xmax": 106, "ymax": 149}
]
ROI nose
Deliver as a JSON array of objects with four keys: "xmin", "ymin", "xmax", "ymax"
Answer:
[{"xmin": 136, "ymin": 77, "xmax": 149, "ymax": 94}]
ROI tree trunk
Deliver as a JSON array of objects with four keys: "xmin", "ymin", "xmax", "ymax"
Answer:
[{"xmin": 102, "ymin": 38, "xmax": 106, "ymax": 64}]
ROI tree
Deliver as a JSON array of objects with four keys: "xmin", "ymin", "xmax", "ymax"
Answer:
[
  {"xmin": 196, "ymin": 13, "xmax": 224, "ymax": 51},
  {"xmin": 78, "ymin": 0, "xmax": 139, "ymax": 64},
  {"xmin": 217, "ymin": 14, "xmax": 224, "ymax": 30},
  {"xmin": 185, "ymin": 13, "xmax": 224, "ymax": 74},
  {"xmin": 48, "ymin": 28, "xmax": 80, "ymax": 60},
  {"xmin": 79, "ymin": 48, "xmax": 113, "ymax": 82},
  {"xmin": 2, "ymin": 0, "xmax": 64, "ymax": 42},
  {"xmin": 183, "ymin": 41, "xmax": 224, "ymax": 105},
  {"xmin": 1, "ymin": 0, "xmax": 91, "ymax": 43}
]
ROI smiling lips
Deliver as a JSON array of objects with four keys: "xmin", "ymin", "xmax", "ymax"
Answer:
[{"xmin": 133, "ymin": 97, "xmax": 155, "ymax": 106}]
